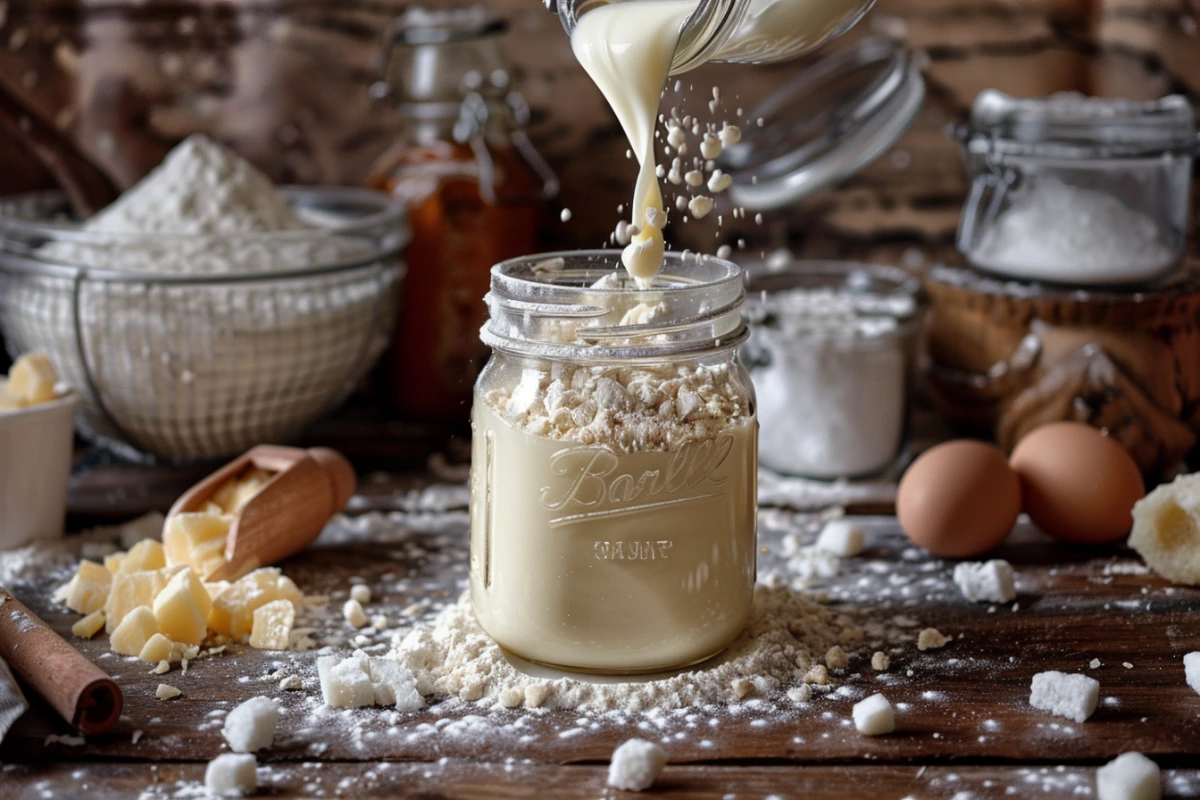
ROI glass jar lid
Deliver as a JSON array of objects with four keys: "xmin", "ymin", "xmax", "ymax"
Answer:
[
  {"xmin": 954, "ymin": 90, "xmax": 1200, "ymax": 160},
  {"xmin": 722, "ymin": 36, "xmax": 925, "ymax": 211}
]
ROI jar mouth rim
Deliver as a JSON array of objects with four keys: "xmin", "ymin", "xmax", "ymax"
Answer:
[
  {"xmin": 490, "ymin": 249, "xmax": 744, "ymax": 293},
  {"xmin": 483, "ymin": 250, "xmax": 749, "ymax": 361}
]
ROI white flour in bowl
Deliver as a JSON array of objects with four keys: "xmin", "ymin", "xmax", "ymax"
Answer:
[
  {"xmin": 0, "ymin": 135, "xmax": 398, "ymax": 459},
  {"xmin": 40, "ymin": 135, "xmax": 369, "ymax": 275}
]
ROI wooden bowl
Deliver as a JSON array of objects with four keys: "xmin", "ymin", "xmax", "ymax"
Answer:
[{"xmin": 922, "ymin": 263, "xmax": 1200, "ymax": 477}]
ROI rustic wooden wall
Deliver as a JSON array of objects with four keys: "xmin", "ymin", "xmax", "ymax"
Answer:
[{"xmin": 0, "ymin": 0, "xmax": 1197, "ymax": 262}]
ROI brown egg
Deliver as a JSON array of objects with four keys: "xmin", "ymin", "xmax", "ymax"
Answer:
[
  {"xmin": 897, "ymin": 440, "xmax": 1022, "ymax": 557},
  {"xmin": 1009, "ymin": 422, "xmax": 1144, "ymax": 544}
]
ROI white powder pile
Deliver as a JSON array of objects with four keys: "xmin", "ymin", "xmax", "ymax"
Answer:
[
  {"xmin": 387, "ymin": 585, "xmax": 862, "ymax": 712},
  {"xmin": 87, "ymin": 135, "xmax": 306, "ymax": 236},
  {"xmin": 41, "ymin": 134, "xmax": 368, "ymax": 275},
  {"xmin": 483, "ymin": 361, "xmax": 753, "ymax": 454},
  {"xmin": 971, "ymin": 177, "xmax": 1176, "ymax": 284}
]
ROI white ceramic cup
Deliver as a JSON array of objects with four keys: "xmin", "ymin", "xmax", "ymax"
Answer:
[{"xmin": 0, "ymin": 392, "xmax": 79, "ymax": 549}]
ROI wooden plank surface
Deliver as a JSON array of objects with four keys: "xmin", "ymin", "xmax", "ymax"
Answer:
[
  {"xmin": 3, "ymin": 761, "xmax": 1200, "ymax": 799},
  {"xmin": 3, "ymin": 498, "xmax": 1199, "ymax": 772}
]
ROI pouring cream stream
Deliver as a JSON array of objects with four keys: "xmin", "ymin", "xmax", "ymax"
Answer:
[{"xmin": 571, "ymin": 0, "xmax": 695, "ymax": 284}]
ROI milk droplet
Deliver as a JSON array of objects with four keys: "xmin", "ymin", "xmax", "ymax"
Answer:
[{"xmin": 688, "ymin": 196, "xmax": 714, "ymax": 219}]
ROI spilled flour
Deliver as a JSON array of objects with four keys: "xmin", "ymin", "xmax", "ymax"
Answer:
[{"xmin": 388, "ymin": 585, "xmax": 861, "ymax": 713}]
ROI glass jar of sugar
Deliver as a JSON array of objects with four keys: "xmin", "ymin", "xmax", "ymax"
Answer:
[
  {"xmin": 470, "ymin": 251, "xmax": 758, "ymax": 674},
  {"xmin": 745, "ymin": 262, "xmax": 922, "ymax": 480},
  {"xmin": 954, "ymin": 91, "xmax": 1199, "ymax": 287},
  {"xmin": 555, "ymin": 0, "xmax": 875, "ymax": 71}
]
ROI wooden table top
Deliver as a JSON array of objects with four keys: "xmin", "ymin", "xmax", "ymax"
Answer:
[{"xmin": 3, "ymin": 477, "xmax": 1200, "ymax": 798}]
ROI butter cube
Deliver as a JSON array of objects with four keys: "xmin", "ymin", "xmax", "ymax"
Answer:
[
  {"xmin": 156, "ymin": 684, "xmax": 182, "ymax": 700},
  {"xmin": 191, "ymin": 538, "xmax": 230, "ymax": 581},
  {"xmin": 163, "ymin": 512, "xmax": 230, "ymax": 577},
  {"xmin": 119, "ymin": 539, "xmax": 166, "ymax": 573},
  {"xmin": 54, "ymin": 561, "xmax": 112, "ymax": 615},
  {"xmin": 105, "ymin": 566, "xmax": 183, "ymax": 633},
  {"xmin": 249, "ymin": 599, "xmax": 295, "ymax": 651},
  {"xmin": 8, "ymin": 352, "xmax": 57, "ymax": 405},
  {"xmin": 153, "ymin": 568, "xmax": 210, "ymax": 645},
  {"xmin": 211, "ymin": 569, "xmax": 303, "ymax": 641},
  {"xmin": 212, "ymin": 468, "xmax": 273, "ymax": 515},
  {"xmin": 110, "ymin": 606, "xmax": 159, "ymax": 656},
  {"xmin": 103, "ymin": 552, "xmax": 125, "ymax": 574},
  {"xmin": 139, "ymin": 633, "xmax": 174, "ymax": 663},
  {"xmin": 72, "ymin": 609, "xmax": 106, "ymax": 639}
]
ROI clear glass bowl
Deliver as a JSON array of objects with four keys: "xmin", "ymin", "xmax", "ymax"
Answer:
[
  {"xmin": 954, "ymin": 91, "xmax": 1199, "ymax": 288},
  {"xmin": 0, "ymin": 187, "xmax": 408, "ymax": 463}
]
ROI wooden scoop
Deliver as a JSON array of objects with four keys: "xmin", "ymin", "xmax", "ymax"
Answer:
[{"xmin": 168, "ymin": 445, "xmax": 355, "ymax": 582}]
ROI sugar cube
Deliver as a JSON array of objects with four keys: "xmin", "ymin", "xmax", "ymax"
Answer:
[
  {"xmin": 852, "ymin": 693, "xmax": 895, "ymax": 735},
  {"xmin": 1097, "ymin": 752, "xmax": 1161, "ymax": 800},
  {"xmin": 223, "ymin": 696, "xmax": 278, "ymax": 753},
  {"xmin": 1030, "ymin": 671, "xmax": 1099, "ymax": 723},
  {"xmin": 205, "ymin": 753, "xmax": 257, "ymax": 796},
  {"xmin": 1185, "ymin": 652, "xmax": 1200, "ymax": 696},
  {"xmin": 953, "ymin": 559, "xmax": 1017, "ymax": 603},
  {"xmin": 608, "ymin": 738, "xmax": 667, "ymax": 791}
]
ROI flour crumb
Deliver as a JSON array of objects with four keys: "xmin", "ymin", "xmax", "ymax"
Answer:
[
  {"xmin": 608, "ymin": 738, "xmax": 667, "ymax": 791},
  {"xmin": 917, "ymin": 628, "xmax": 951, "ymax": 651},
  {"xmin": 787, "ymin": 684, "xmax": 813, "ymax": 703},
  {"xmin": 349, "ymin": 584, "xmax": 371, "ymax": 605},
  {"xmin": 815, "ymin": 520, "xmax": 866, "ymax": 558},
  {"xmin": 825, "ymin": 646, "xmax": 848, "ymax": 670},
  {"xmin": 343, "ymin": 598, "xmax": 368, "ymax": 628},
  {"xmin": 871, "ymin": 651, "xmax": 890, "ymax": 671}
]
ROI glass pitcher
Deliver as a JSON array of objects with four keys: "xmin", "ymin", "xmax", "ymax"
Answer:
[{"xmin": 554, "ymin": 0, "xmax": 876, "ymax": 73}]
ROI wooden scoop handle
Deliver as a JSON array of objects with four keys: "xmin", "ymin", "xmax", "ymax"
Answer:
[
  {"xmin": 0, "ymin": 82, "xmax": 119, "ymax": 218},
  {"xmin": 169, "ymin": 446, "xmax": 356, "ymax": 582}
]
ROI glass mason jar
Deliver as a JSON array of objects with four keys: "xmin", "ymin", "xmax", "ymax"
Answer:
[
  {"xmin": 953, "ymin": 91, "xmax": 1199, "ymax": 288},
  {"xmin": 469, "ymin": 251, "xmax": 758, "ymax": 674},
  {"xmin": 745, "ymin": 261, "xmax": 922, "ymax": 479},
  {"xmin": 555, "ymin": 0, "xmax": 876, "ymax": 72},
  {"xmin": 369, "ymin": 7, "xmax": 558, "ymax": 421}
]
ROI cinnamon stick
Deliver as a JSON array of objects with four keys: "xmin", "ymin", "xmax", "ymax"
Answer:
[{"xmin": 0, "ymin": 589, "xmax": 123, "ymax": 735}]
